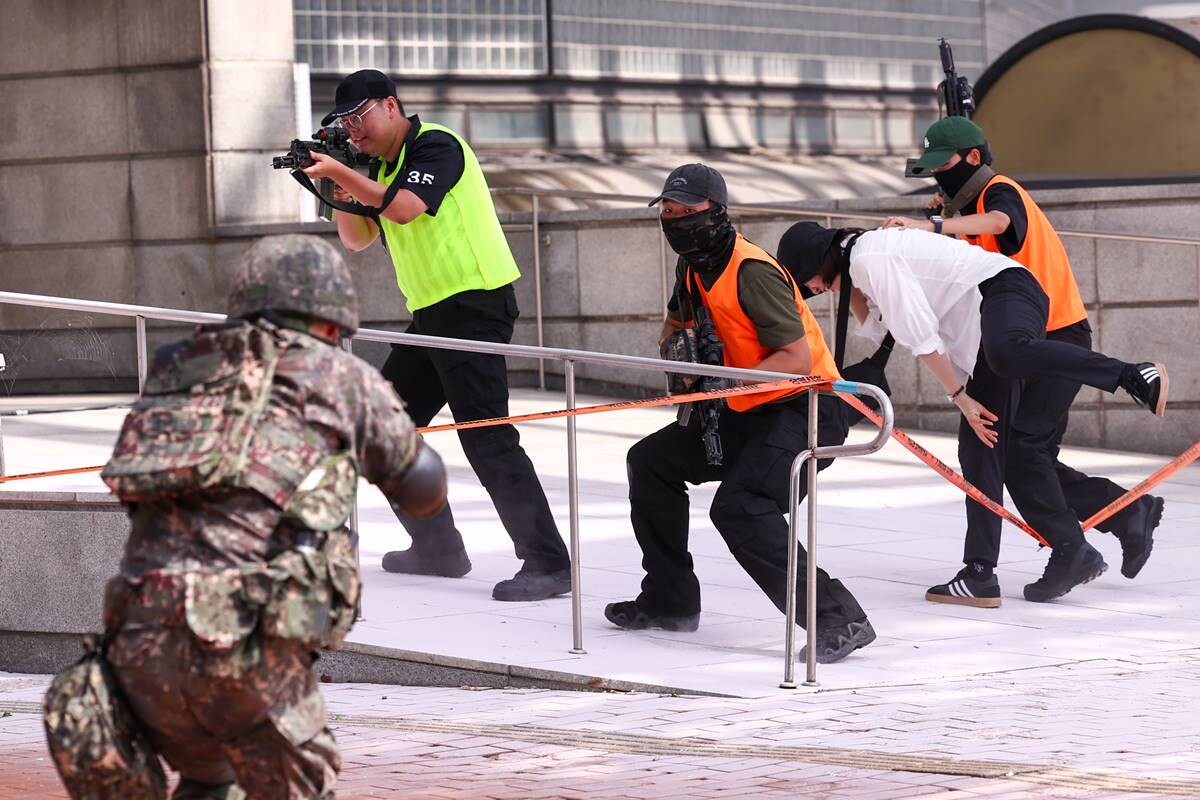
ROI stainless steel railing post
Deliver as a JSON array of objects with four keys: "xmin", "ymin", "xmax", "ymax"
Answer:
[
  {"xmin": 565, "ymin": 359, "xmax": 585, "ymax": 654},
  {"xmin": 532, "ymin": 193, "xmax": 546, "ymax": 391},
  {"xmin": 342, "ymin": 336, "xmax": 365, "ymax": 622},
  {"xmin": 804, "ymin": 387, "xmax": 820, "ymax": 685},
  {"xmin": 135, "ymin": 315, "xmax": 148, "ymax": 394}
]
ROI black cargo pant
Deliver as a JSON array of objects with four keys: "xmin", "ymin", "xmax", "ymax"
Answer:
[
  {"xmin": 964, "ymin": 319, "xmax": 1141, "ymax": 566},
  {"xmin": 959, "ymin": 269, "xmax": 1128, "ymax": 565},
  {"xmin": 380, "ymin": 284, "xmax": 569, "ymax": 573},
  {"xmin": 625, "ymin": 394, "xmax": 866, "ymax": 629}
]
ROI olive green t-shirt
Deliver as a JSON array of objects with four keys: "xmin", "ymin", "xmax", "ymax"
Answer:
[{"xmin": 668, "ymin": 257, "xmax": 807, "ymax": 349}]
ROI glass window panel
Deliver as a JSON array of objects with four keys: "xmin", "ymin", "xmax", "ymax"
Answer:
[
  {"xmin": 757, "ymin": 112, "xmax": 792, "ymax": 147},
  {"xmin": 604, "ymin": 108, "xmax": 655, "ymax": 147},
  {"xmin": 422, "ymin": 106, "xmax": 466, "ymax": 131},
  {"xmin": 471, "ymin": 108, "xmax": 546, "ymax": 143},
  {"xmin": 656, "ymin": 109, "xmax": 705, "ymax": 148},
  {"xmin": 295, "ymin": 16, "xmax": 309, "ymax": 38},
  {"xmin": 796, "ymin": 113, "xmax": 830, "ymax": 148},
  {"xmin": 834, "ymin": 112, "xmax": 877, "ymax": 148}
]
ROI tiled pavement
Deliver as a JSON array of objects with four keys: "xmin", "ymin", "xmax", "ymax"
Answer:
[{"xmin": 2, "ymin": 391, "xmax": 1198, "ymax": 797}]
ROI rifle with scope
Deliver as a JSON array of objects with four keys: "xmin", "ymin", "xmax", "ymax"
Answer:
[{"xmin": 272, "ymin": 127, "xmax": 375, "ymax": 220}]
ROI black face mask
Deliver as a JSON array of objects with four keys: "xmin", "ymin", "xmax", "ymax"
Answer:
[
  {"xmin": 660, "ymin": 205, "xmax": 736, "ymax": 274},
  {"xmin": 933, "ymin": 153, "xmax": 981, "ymax": 199}
]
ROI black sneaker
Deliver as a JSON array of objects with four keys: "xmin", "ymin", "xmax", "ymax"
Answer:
[
  {"xmin": 492, "ymin": 566, "xmax": 572, "ymax": 601},
  {"xmin": 1023, "ymin": 542, "xmax": 1107, "ymax": 602},
  {"xmin": 925, "ymin": 568, "xmax": 1002, "ymax": 608},
  {"xmin": 1121, "ymin": 362, "xmax": 1168, "ymax": 416},
  {"xmin": 381, "ymin": 546, "xmax": 472, "ymax": 578},
  {"xmin": 603, "ymin": 600, "xmax": 699, "ymax": 632},
  {"xmin": 1116, "ymin": 495, "xmax": 1164, "ymax": 579},
  {"xmin": 799, "ymin": 619, "xmax": 877, "ymax": 664}
]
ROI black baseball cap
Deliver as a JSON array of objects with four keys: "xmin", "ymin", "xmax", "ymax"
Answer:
[
  {"xmin": 321, "ymin": 69, "xmax": 398, "ymax": 126},
  {"xmin": 648, "ymin": 163, "xmax": 728, "ymax": 207},
  {"xmin": 776, "ymin": 221, "xmax": 840, "ymax": 299}
]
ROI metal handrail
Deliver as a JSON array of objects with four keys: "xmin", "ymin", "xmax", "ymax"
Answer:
[{"xmin": 0, "ymin": 288, "xmax": 893, "ymax": 684}]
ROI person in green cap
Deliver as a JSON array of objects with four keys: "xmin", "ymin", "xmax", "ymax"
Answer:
[{"xmin": 882, "ymin": 116, "xmax": 1164, "ymax": 606}]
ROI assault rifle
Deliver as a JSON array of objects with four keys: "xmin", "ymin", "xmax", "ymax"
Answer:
[
  {"xmin": 905, "ymin": 38, "xmax": 978, "ymax": 178},
  {"xmin": 272, "ymin": 127, "xmax": 375, "ymax": 219},
  {"xmin": 689, "ymin": 307, "xmax": 727, "ymax": 466}
]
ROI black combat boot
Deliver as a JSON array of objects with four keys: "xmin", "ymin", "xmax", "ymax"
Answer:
[
  {"xmin": 1023, "ymin": 541, "xmax": 1107, "ymax": 603},
  {"xmin": 381, "ymin": 545, "xmax": 471, "ymax": 578},
  {"xmin": 1115, "ymin": 495, "xmax": 1164, "ymax": 579}
]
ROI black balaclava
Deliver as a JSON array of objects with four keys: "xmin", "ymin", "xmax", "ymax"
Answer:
[
  {"xmin": 661, "ymin": 205, "xmax": 737, "ymax": 275},
  {"xmin": 933, "ymin": 148, "xmax": 983, "ymax": 199}
]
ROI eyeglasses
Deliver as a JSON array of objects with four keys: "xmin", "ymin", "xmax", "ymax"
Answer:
[{"xmin": 335, "ymin": 100, "xmax": 381, "ymax": 131}]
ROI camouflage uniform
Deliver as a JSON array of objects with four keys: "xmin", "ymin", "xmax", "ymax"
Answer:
[{"xmin": 90, "ymin": 236, "xmax": 442, "ymax": 800}]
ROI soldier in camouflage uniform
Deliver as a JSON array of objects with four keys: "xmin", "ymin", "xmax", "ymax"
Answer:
[{"xmin": 91, "ymin": 235, "xmax": 448, "ymax": 799}]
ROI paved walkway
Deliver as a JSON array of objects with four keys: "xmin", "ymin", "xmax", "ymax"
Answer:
[{"xmin": 2, "ymin": 390, "xmax": 1198, "ymax": 796}]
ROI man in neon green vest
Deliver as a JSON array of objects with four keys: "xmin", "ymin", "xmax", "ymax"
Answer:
[{"xmin": 303, "ymin": 69, "xmax": 571, "ymax": 602}]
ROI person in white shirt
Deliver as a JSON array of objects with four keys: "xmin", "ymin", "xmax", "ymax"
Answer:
[{"xmin": 776, "ymin": 222, "xmax": 1168, "ymax": 602}]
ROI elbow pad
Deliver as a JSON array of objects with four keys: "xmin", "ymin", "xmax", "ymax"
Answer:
[{"xmin": 393, "ymin": 440, "xmax": 448, "ymax": 518}]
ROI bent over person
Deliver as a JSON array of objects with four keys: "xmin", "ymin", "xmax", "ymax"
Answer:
[
  {"xmin": 777, "ymin": 222, "xmax": 1167, "ymax": 605},
  {"xmin": 79, "ymin": 236, "xmax": 448, "ymax": 799},
  {"xmin": 605, "ymin": 164, "xmax": 875, "ymax": 665},
  {"xmin": 883, "ymin": 117, "xmax": 1163, "ymax": 606},
  {"xmin": 301, "ymin": 68, "xmax": 571, "ymax": 602}
]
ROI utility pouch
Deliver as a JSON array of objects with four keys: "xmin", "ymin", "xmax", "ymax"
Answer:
[
  {"xmin": 43, "ymin": 638, "xmax": 168, "ymax": 799},
  {"xmin": 262, "ymin": 532, "xmax": 361, "ymax": 650},
  {"xmin": 101, "ymin": 321, "xmax": 281, "ymax": 502}
]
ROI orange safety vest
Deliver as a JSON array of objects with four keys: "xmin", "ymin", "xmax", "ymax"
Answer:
[
  {"xmin": 964, "ymin": 175, "xmax": 1087, "ymax": 332},
  {"xmin": 690, "ymin": 235, "xmax": 841, "ymax": 412}
]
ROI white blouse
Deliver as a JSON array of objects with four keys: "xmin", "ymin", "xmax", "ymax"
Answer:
[{"xmin": 849, "ymin": 227, "xmax": 1027, "ymax": 380}]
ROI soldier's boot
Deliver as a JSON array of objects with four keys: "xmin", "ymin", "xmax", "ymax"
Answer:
[
  {"xmin": 172, "ymin": 779, "xmax": 247, "ymax": 800},
  {"xmin": 383, "ymin": 504, "xmax": 472, "ymax": 578}
]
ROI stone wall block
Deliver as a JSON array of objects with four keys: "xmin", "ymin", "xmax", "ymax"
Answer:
[
  {"xmin": 5, "ymin": 73, "xmax": 128, "ymax": 160},
  {"xmin": 130, "ymin": 157, "xmax": 210, "ymax": 240},
  {"xmin": 509, "ymin": 225, "xmax": 581, "ymax": 320},
  {"xmin": 206, "ymin": 0, "xmax": 295, "ymax": 61},
  {"xmin": 209, "ymin": 62, "xmax": 298, "ymax": 152},
  {"xmin": 211, "ymin": 152, "xmax": 303, "ymax": 226},
  {"xmin": 118, "ymin": 0, "xmax": 204, "ymax": 67},
  {"xmin": 1061, "ymin": 235, "xmax": 1097, "ymax": 306},
  {"xmin": 0, "ymin": 161, "xmax": 130, "ymax": 246},
  {"xmin": 1095, "ymin": 239, "xmax": 1199, "ymax": 304},
  {"xmin": 1098, "ymin": 306, "xmax": 1199, "ymax": 401},
  {"xmin": 577, "ymin": 225, "xmax": 665, "ymax": 317},
  {"xmin": 0, "ymin": 246, "xmax": 136, "ymax": 329},
  {"xmin": 1102, "ymin": 408, "xmax": 1198, "ymax": 456},
  {"xmin": 0, "ymin": 1, "xmax": 121, "ymax": 75},
  {"xmin": 127, "ymin": 68, "xmax": 209, "ymax": 154}
]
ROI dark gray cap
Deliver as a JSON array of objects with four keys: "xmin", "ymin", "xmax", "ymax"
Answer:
[{"xmin": 648, "ymin": 163, "xmax": 728, "ymax": 207}]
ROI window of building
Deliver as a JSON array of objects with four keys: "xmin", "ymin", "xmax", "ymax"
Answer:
[
  {"xmin": 554, "ymin": 106, "xmax": 605, "ymax": 148},
  {"xmin": 655, "ymin": 109, "xmax": 705, "ymax": 149},
  {"xmin": 834, "ymin": 111, "xmax": 878, "ymax": 150},
  {"xmin": 604, "ymin": 108, "xmax": 655, "ymax": 148},
  {"xmin": 757, "ymin": 112, "xmax": 792, "ymax": 148},
  {"xmin": 470, "ymin": 108, "xmax": 547, "ymax": 144},
  {"xmin": 795, "ymin": 111, "xmax": 831, "ymax": 151}
]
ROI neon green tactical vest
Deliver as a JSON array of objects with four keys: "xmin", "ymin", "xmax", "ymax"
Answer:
[{"xmin": 376, "ymin": 121, "xmax": 520, "ymax": 312}]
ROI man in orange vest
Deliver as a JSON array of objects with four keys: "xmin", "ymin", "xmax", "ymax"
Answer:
[
  {"xmin": 604, "ymin": 164, "xmax": 874, "ymax": 664},
  {"xmin": 885, "ymin": 117, "xmax": 1163, "ymax": 605}
]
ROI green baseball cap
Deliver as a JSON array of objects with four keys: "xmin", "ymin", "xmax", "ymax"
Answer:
[{"xmin": 910, "ymin": 117, "xmax": 986, "ymax": 175}]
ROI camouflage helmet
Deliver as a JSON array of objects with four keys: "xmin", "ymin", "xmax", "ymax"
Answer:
[{"xmin": 229, "ymin": 234, "xmax": 359, "ymax": 333}]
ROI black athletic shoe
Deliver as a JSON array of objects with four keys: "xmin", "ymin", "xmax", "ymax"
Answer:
[
  {"xmin": 799, "ymin": 619, "xmax": 877, "ymax": 664},
  {"xmin": 1023, "ymin": 542, "xmax": 1107, "ymax": 603},
  {"xmin": 1121, "ymin": 362, "xmax": 1168, "ymax": 416},
  {"xmin": 926, "ymin": 568, "xmax": 1002, "ymax": 608},
  {"xmin": 1116, "ymin": 495, "xmax": 1164, "ymax": 579},
  {"xmin": 603, "ymin": 600, "xmax": 699, "ymax": 632},
  {"xmin": 381, "ymin": 546, "xmax": 472, "ymax": 578},
  {"xmin": 492, "ymin": 566, "xmax": 572, "ymax": 602}
]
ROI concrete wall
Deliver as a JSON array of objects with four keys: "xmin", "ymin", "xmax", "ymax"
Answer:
[{"xmin": 0, "ymin": 0, "xmax": 297, "ymax": 393}]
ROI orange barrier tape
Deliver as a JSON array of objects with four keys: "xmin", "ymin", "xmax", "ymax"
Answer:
[
  {"xmin": 0, "ymin": 377, "xmax": 828, "ymax": 485},
  {"xmin": 836, "ymin": 392, "xmax": 1051, "ymax": 547},
  {"xmin": 1081, "ymin": 439, "xmax": 1200, "ymax": 531},
  {"xmin": 417, "ymin": 376, "xmax": 829, "ymax": 434},
  {"xmin": 0, "ymin": 464, "xmax": 108, "ymax": 484}
]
